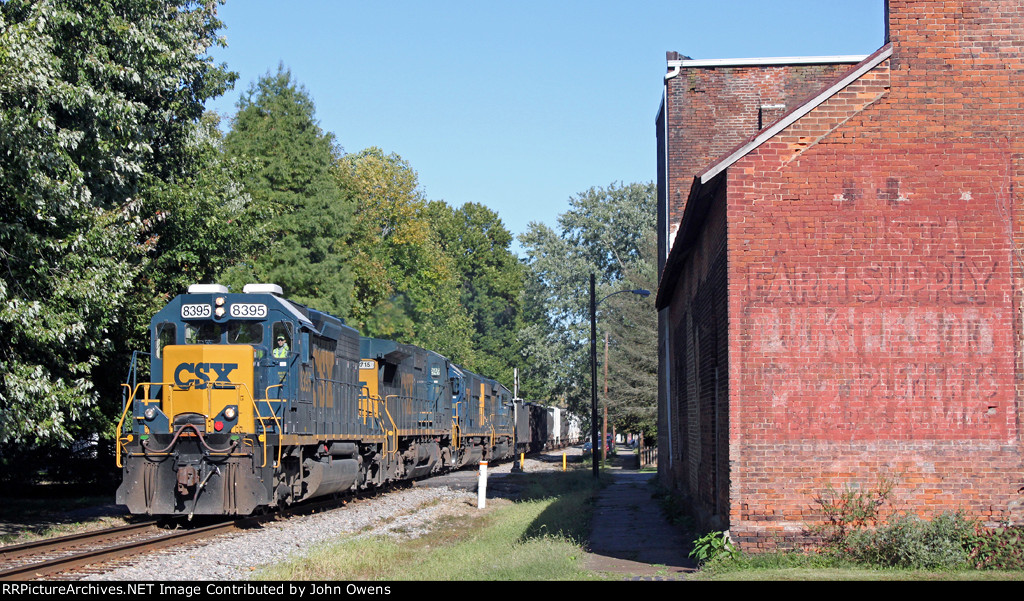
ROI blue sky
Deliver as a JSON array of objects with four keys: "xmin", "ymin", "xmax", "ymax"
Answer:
[{"xmin": 205, "ymin": 0, "xmax": 885, "ymax": 249}]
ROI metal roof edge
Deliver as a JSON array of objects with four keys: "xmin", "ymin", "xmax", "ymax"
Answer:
[{"xmin": 668, "ymin": 54, "xmax": 868, "ymax": 69}]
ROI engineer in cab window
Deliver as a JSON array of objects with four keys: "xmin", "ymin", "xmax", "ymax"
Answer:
[{"xmin": 273, "ymin": 335, "xmax": 290, "ymax": 358}]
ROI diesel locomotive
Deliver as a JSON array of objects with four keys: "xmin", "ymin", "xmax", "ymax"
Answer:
[{"xmin": 115, "ymin": 284, "xmax": 576, "ymax": 517}]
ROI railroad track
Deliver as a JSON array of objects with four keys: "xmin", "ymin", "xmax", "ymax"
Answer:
[
  {"xmin": 0, "ymin": 482, "xmax": 409, "ymax": 581},
  {"xmin": 0, "ymin": 458, "xmax": 544, "ymax": 581},
  {"xmin": 0, "ymin": 520, "xmax": 238, "ymax": 581}
]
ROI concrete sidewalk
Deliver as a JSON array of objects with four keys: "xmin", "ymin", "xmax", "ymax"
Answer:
[{"xmin": 583, "ymin": 453, "xmax": 697, "ymax": 580}]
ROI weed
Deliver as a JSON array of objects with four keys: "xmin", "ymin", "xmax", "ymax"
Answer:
[
  {"xmin": 651, "ymin": 485, "xmax": 693, "ymax": 531},
  {"xmin": 807, "ymin": 476, "xmax": 1024, "ymax": 573},
  {"xmin": 811, "ymin": 476, "xmax": 895, "ymax": 547},
  {"xmin": 689, "ymin": 530, "xmax": 739, "ymax": 566}
]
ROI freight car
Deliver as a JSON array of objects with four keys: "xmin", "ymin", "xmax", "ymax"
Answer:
[{"xmin": 115, "ymin": 284, "xmax": 561, "ymax": 518}]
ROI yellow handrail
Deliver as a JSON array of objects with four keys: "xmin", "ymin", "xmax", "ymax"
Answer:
[
  {"xmin": 114, "ymin": 380, "xmax": 284, "ymax": 469},
  {"xmin": 226, "ymin": 381, "xmax": 283, "ymax": 468},
  {"xmin": 261, "ymin": 384, "xmax": 286, "ymax": 468},
  {"xmin": 115, "ymin": 381, "xmax": 174, "ymax": 467},
  {"xmin": 116, "ymin": 383, "xmax": 134, "ymax": 468},
  {"xmin": 382, "ymin": 395, "xmax": 400, "ymax": 457},
  {"xmin": 452, "ymin": 419, "xmax": 461, "ymax": 449}
]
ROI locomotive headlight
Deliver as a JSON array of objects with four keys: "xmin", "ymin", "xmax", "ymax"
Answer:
[
  {"xmin": 215, "ymin": 306, "xmax": 226, "ymax": 318},
  {"xmin": 143, "ymin": 406, "xmax": 158, "ymax": 421},
  {"xmin": 215, "ymin": 297, "xmax": 225, "ymax": 306},
  {"xmin": 223, "ymin": 406, "xmax": 237, "ymax": 421}
]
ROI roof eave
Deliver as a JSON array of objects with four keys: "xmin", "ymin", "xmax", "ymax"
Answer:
[
  {"xmin": 668, "ymin": 54, "xmax": 868, "ymax": 69},
  {"xmin": 698, "ymin": 44, "xmax": 893, "ymax": 184}
]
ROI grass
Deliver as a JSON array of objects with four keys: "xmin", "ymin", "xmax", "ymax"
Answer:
[
  {"xmin": 681, "ymin": 538, "xmax": 1024, "ymax": 581},
  {"xmin": 689, "ymin": 552, "xmax": 1024, "ymax": 581},
  {"xmin": 0, "ymin": 494, "xmax": 127, "ymax": 545},
  {"xmin": 0, "ymin": 494, "xmax": 115, "ymax": 519},
  {"xmin": 656, "ymin": 484, "xmax": 1024, "ymax": 581},
  {"xmin": 256, "ymin": 469, "xmax": 609, "ymax": 581}
]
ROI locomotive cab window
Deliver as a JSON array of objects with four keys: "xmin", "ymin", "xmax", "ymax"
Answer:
[
  {"xmin": 272, "ymin": 322, "xmax": 293, "ymax": 359},
  {"xmin": 185, "ymin": 322, "xmax": 223, "ymax": 344},
  {"xmin": 381, "ymin": 361, "xmax": 398, "ymax": 385},
  {"xmin": 155, "ymin": 322, "xmax": 176, "ymax": 358}
]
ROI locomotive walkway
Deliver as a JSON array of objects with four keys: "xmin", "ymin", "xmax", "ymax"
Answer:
[{"xmin": 583, "ymin": 447, "xmax": 697, "ymax": 579}]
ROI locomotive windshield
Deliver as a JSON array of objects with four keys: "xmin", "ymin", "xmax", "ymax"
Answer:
[
  {"xmin": 185, "ymin": 322, "xmax": 223, "ymax": 344},
  {"xmin": 228, "ymin": 321, "xmax": 263, "ymax": 345}
]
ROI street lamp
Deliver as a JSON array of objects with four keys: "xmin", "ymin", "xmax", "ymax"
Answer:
[{"xmin": 590, "ymin": 273, "xmax": 651, "ymax": 477}]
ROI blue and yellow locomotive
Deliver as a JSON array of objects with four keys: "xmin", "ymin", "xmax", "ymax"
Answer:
[{"xmin": 115, "ymin": 283, "xmax": 540, "ymax": 517}]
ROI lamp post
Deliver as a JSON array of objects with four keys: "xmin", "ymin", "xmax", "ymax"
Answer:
[{"xmin": 590, "ymin": 273, "xmax": 651, "ymax": 478}]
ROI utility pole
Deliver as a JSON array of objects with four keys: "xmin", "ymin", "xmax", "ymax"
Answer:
[
  {"xmin": 589, "ymin": 274, "xmax": 599, "ymax": 478},
  {"xmin": 603, "ymin": 331, "xmax": 608, "ymax": 462}
]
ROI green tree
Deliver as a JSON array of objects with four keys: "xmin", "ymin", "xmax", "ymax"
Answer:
[
  {"xmin": 601, "ymin": 235, "xmax": 658, "ymax": 438},
  {"xmin": 340, "ymin": 148, "xmax": 473, "ymax": 362},
  {"xmin": 516, "ymin": 222, "xmax": 587, "ymax": 403},
  {"xmin": 221, "ymin": 66, "xmax": 355, "ymax": 317},
  {"xmin": 426, "ymin": 201, "xmax": 525, "ymax": 383},
  {"xmin": 517, "ymin": 182, "xmax": 657, "ymax": 426},
  {"xmin": 0, "ymin": 0, "xmax": 235, "ymax": 449},
  {"xmin": 143, "ymin": 113, "xmax": 259, "ymax": 302}
]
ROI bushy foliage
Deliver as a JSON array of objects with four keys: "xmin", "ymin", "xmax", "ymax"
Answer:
[
  {"xmin": 424, "ymin": 201, "xmax": 524, "ymax": 382},
  {"xmin": 969, "ymin": 526, "xmax": 1024, "ymax": 570},
  {"xmin": 221, "ymin": 65, "xmax": 355, "ymax": 317},
  {"xmin": 841, "ymin": 512, "xmax": 976, "ymax": 570},
  {"xmin": 0, "ymin": 0, "xmax": 237, "ymax": 449},
  {"xmin": 811, "ymin": 478, "xmax": 894, "ymax": 546},
  {"xmin": 811, "ymin": 480, "xmax": 1024, "ymax": 572},
  {"xmin": 338, "ymin": 147, "xmax": 474, "ymax": 362}
]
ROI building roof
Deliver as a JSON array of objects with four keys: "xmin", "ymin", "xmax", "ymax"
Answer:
[
  {"xmin": 668, "ymin": 55, "xmax": 868, "ymax": 69},
  {"xmin": 698, "ymin": 44, "xmax": 892, "ymax": 184},
  {"xmin": 656, "ymin": 44, "xmax": 893, "ymax": 310}
]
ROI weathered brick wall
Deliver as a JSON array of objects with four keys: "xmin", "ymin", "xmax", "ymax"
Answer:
[
  {"xmin": 657, "ymin": 54, "xmax": 860, "ymax": 525},
  {"xmin": 664, "ymin": 185, "xmax": 729, "ymax": 529},
  {"xmin": 725, "ymin": 0, "xmax": 1024, "ymax": 549},
  {"xmin": 662, "ymin": 61, "xmax": 855, "ymax": 248}
]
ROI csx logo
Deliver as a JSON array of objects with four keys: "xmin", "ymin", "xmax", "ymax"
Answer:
[{"xmin": 174, "ymin": 363, "xmax": 239, "ymax": 388}]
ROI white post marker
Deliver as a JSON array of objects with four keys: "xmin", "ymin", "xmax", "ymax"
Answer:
[{"xmin": 477, "ymin": 461, "xmax": 488, "ymax": 509}]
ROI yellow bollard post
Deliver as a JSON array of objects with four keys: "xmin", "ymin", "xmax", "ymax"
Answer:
[
  {"xmin": 562, "ymin": 452, "xmax": 566, "ymax": 471},
  {"xmin": 520, "ymin": 452, "xmax": 524, "ymax": 470}
]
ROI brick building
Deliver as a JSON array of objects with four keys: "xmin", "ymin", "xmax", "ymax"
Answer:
[{"xmin": 655, "ymin": 0, "xmax": 1024, "ymax": 549}]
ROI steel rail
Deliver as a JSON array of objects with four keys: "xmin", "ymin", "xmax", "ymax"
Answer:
[
  {"xmin": 0, "ymin": 520, "xmax": 236, "ymax": 581},
  {"xmin": 0, "ymin": 521, "xmax": 158, "ymax": 563}
]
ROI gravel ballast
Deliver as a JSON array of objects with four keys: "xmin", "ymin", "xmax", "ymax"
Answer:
[{"xmin": 87, "ymin": 451, "xmax": 582, "ymax": 581}]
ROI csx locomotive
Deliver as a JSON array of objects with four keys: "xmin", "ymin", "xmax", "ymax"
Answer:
[{"xmin": 115, "ymin": 284, "xmax": 578, "ymax": 517}]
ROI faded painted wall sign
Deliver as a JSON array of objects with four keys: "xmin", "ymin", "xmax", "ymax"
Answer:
[{"xmin": 737, "ymin": 175, "xmax": 1014, "ymax": 442}]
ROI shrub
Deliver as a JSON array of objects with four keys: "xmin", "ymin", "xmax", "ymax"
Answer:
[
  {"xmin": 812, "ymin": 478, "xmax": 895, "ymax": 548},
  {"xmin": 841, "ymin": 512, "xmax": 976, "ymax": 570},
  {"xmin": 968, "ymin": 525, "xmax": 1024, "ymax": 570}
]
